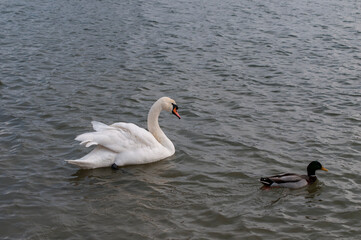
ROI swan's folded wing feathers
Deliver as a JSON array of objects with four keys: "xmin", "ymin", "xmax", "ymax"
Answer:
[
  {"xmin": 91, "ymin": 121, "xmax": 110, "ymax": 132},
  {"xmin": 75, "ymin": 122, "xmax": 160, "ymax": 153},
  {"xmin": 110, "ymin": 122, "xmax": 159, "ymax": 147},
  {"xmin": 75, "ymin": 130, "xmax": 125, "ymax": 152}
]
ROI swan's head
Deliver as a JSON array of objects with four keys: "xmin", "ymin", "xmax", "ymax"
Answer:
[{"xmin": 160, "ymin": 97, "xmax": 181, "ymax": 119}]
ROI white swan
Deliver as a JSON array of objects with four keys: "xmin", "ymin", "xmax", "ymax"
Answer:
[{"xmin": 66, "ymin": 97, "xmax": 181, "ymax": 169}]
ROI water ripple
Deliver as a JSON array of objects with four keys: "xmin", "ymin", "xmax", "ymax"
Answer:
[{"xmin": 1, "ymin": 0, "xmax": 360, "ymax": 239}]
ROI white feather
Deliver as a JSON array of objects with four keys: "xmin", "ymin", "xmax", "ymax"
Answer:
[{"xmin": 91, "ymin": 121, "xmax": 110, "ymax": 132}]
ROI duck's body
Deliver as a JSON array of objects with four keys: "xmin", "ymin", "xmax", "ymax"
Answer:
[
  {"xmin": 66, "ymin": 97, "xmax": 180, "ymax": 169},
  {"xmin": 260, "ymin": 173, "xmax": 317, "ymax": 189},
  {"xmin": 260, "ymin": 161, "xmax": 328, "ymax": 189}
]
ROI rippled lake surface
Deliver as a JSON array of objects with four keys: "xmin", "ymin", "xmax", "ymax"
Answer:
[{"xmin": 1, "ymin": 0, "xmax": 360, "ymax": 239}]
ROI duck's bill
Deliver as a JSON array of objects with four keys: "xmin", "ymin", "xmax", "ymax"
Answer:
[
  {"xmin": 172, "ymin": 107, "xmax": 181, "ymax": 119},
  {"xmin": 321, "ymin": 167, "xmax": 328, "ymax": 171}
]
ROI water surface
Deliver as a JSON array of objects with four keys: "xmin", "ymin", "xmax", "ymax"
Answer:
[{"xmin": 0, "ymin": 0, "xmax": 360, "ymax": 239}]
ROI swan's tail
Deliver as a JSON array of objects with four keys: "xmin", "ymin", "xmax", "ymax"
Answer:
[
  {"xmin": 66, "ymin": 159, "xmax": 96, "ymax": 169},
  {"xmin": 65, "ymin": 146, "xmax": 116, "ymax": 169}
]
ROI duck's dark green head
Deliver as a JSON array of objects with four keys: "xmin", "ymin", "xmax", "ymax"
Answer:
[{"xmin": 307, "ymin": 161, "xmax": 328, "ymax": 176}]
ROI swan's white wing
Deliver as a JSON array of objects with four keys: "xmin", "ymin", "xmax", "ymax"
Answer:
[
  {"xmin": 75, "ymin": 121, "xmax": 160, "ymax": 153},
  {"xmin": 110, "ymin": 122, "xmax": 159, "ymax": 147},
  {"xmin": 91, "ymin": 121, "xmax": 110, "ymax": 132}
]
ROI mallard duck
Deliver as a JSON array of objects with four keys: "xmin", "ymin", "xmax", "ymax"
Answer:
[{"xmin": 260, "ymin": 161, "xmax": 328, "ymax": 189}]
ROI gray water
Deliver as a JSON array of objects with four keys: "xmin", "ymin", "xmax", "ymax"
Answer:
[{"xmin": 1, "ymin": 0, "xmax": 360, "ymax": 239}]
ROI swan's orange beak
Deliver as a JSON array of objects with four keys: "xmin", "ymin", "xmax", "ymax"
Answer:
[{"xmin": 172, "ymin": 104, "xmax": 181, "ymax": 119}]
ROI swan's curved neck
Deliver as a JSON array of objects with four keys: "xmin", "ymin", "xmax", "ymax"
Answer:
[{"xmin": 147, "ymin": 100, "xmax": 175, "ymax": 152}]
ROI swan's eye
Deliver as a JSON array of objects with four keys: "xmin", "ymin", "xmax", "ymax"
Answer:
[{"xmin": 172, "ymin": 103, "xmax": 178, "ymax": 110}]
